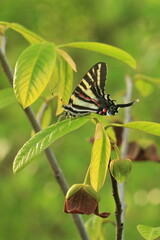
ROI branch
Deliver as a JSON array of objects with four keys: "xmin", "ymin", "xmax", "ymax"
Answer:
[
  {"xmin": 110, "ymin": 170, "xmax": 123, "ymax": 240},
  {"xmin": 109, "ymin": 76, "xmax": 133, "ymax": 240},
  {"xmin": 118, "ymin": 75, "xmax": 134, "ymax": 240},
  {"xmin": 0, "ymin": 42, "xmax": 89, "ymax": 240}
]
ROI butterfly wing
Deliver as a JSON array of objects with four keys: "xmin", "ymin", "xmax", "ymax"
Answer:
[{"xmin": 63, "ymin": 62, "xmax": 108, "ymax": 116}]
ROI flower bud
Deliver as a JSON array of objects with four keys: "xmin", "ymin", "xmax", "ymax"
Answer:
[
  {"xmin": 64, "ymin": 184, "xmax": 110, "ymax": 218},
  {"xmin": 110, "ymin": 159, "xmax": 132, "ymax": 183}
]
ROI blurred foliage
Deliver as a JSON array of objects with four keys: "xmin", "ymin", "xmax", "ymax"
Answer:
[{"xmin": 0, "ymin": 0, "xmax": 160, "ymax": 239}]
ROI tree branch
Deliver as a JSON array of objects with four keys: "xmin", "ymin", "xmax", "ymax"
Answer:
[
  {"xmin": 0, "ymin": 42, "xmax": 89, "ymax": 240},
  {"xmin": 118, "ymin": 75, "xmax": 134, "ymax": 240},
  {"xmin": 109, "ymin": 75, "xmax": 134, "ymax": 240},
  {"xmin": 110, "ymin": 170, "xmax": 123, "ymax": 240}
]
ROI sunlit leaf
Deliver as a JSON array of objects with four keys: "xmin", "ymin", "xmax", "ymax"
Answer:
[
  {"xmin": 56, "ymin": 57, "xmax": 73, "ymax": 115},
  {"xmin": 13, "ymin": 116, "xmax": 90, "ymax": 173},
  {"xmin": 106, "ymin": 126, "xmax": 116, "ymax": 143},
  {"xmin": 57, "ymin": 48, "xmax": 77, "ymax": 72},
  {"xmin": 59, "ymin": 42, "xmax": 137, "ymax": 69},
  {"xmin": 90, "ymin": 123, "xmax": 111, "ymax": 191},
  {"xmin": 44, "ymin": 59, "xmax": 60, "ymax": 98},
  {"xmin": 110, "ymin": 121, "xmax": 160, "ymax": 137},
  {"xmin": 13, "ymin": 42, "xmax": 56, "ymax": 108},
  {"xmin": 0, "ymin": 21, "xmax": 44, "ymax": 44},
  {"xmin": 0, "ymin": 88, "xmax": 17, "ymax": 109},
  {"xmin": 137, "ymin": 224, "xmax": 160, "ymax": 240}
]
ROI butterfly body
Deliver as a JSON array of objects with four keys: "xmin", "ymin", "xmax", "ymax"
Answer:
[{"xmin": 63, "ymin": 62, "xmax": 138, "ymax": 117}]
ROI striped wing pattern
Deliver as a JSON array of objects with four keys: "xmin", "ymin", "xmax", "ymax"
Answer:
[{"xmin": 63, "ymin": 62, "xmax": 107, "ymax": 116}]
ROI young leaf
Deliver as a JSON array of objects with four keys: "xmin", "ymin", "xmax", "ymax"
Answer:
[
  {"xmin": 0, "ymin": 21, "xmax": 44, "ymax": 44},
  {"xmin": 56, "ymin": 57, "xmax": 73, "ymax": 115},
  {"xmin": 110, "ymin": 121, "xmax": 160, "ymax": 137},
  {"xmin": 13, "ymin": 42, "xmax": 56, "ymax": 108},
  {"xmin": 0, "ymin": 88, "xmax": 17, "ymax": 109},
  {"xmin": 137, "ymin": 224, "xmax": 160, "ymax": 240},
  {"xmin": 59, "ymin": 42, "xmax": 137, "ymax": 69},
  {"xmin": 44, "ymin": 59, "xmax": 61, "ymax": 98},
  {"xmin": 85, "ymin": 216, "xmax": 114, "ymax": 240},
  {"xmin": 106, "ymin": 126, "xmax": 117, "ymax": 143},
  {"xmin": 57, "ymin": 48, "xmax": 77, "ymax": 72},
  {"xmin": 85, "ymin": 216, "xmax": 104, "ymax": 240},
  {"xmin": 13, "ymin": 116, "xmax": 90, "ymax": 173},
  {"xmin": 90, "ymin": 123, "xmax": 111, "ymax": 191}
]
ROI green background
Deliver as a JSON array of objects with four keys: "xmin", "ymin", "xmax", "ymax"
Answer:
[{"xmin": 0, "ymin": 0, "xmax": 160, "ymax": 239}]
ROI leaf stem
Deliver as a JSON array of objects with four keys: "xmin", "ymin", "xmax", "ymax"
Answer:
[
  {"xmin": 0, "ymin": 41, "xmax": 89, "ymax": 240},
  {"xmin": 113, "ymin": 143, "xmax": 121, "ymax": 159},
  {"xmin": 83, "ymin": 165, "xmax": 90, "ymax": 185}
]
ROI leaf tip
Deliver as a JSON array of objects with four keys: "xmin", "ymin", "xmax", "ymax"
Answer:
[{"xmin": 13, "ymin": 163, "xmax": 18, "ymax": 174}]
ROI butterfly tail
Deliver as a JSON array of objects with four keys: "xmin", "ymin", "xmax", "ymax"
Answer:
[{"xmin": 116, "ymin": 99, "xmax": 139, "ymax": 109}]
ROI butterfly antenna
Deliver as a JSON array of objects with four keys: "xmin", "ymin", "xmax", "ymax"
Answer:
[{"xmin": 52, "ymin": 92, "xmax": 65, "ymax": 104}]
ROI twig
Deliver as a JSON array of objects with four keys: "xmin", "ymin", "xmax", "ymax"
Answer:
[
  {"xmin": 118, "ymin": 75, "xmax": 133, "ymax": 240},
  {"xmin": 0, "ymin": 42, "xmax": 89, "ymax": 240},
  {"xmin": 110, "ymin": 170, "xmax": 123, "ymax": 240}
]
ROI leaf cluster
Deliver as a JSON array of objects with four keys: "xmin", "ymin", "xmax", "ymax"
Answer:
[{"xmin": 0, "ymin": 21, "xmax": 159, "ymax": 187}]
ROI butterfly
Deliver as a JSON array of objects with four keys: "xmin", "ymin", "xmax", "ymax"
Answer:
[{"xmin": 63, "ymin": 62, "xmax": 138, "ymax": 117}]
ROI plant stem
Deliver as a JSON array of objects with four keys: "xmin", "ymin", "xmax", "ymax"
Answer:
[
  {"xmin": 0, "ymin": 44, "xmax": 89, "ymax": 240},
  {"xmin": 110, "ymin": 170, "xmax": 123, "ymax": 240},
  {"xmin": 109, "ymin": 75, "xmax": 133, "ymax": 240},
  {"xmin": 118, "ymin": 75, "xmax": 133, "ymax": 240}
]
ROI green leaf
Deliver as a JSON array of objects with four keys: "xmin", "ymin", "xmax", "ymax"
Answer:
[
  {"xmin": 137, "ymin": 224, "xmax": 160, "ymax": 240},
  {"xmin": 85, "ymin": 216, "xmax": 103, "ymax": 240},
  {"xmin": 106, "ymin": 126, "xmax": 117, "ymax": 143},
  {"xmin": 13, "ymin": 116, "xmax": 90, "ymax": 173},
  {"xmin": 56, "ymin": 57, "xmax": 73, "ymax": 115},
  {"xmin": 59, "ymin": 42, "xmax": 137, "ymax": 69},
  {"xmin": 0, "ymin": 88, "xmax": 17, "ymax": 109},
  {"xmin": 13, "ymin": 42, "xmax": 56, "ymax": 108},
  {"xmin": 44, "ymin": 59, "xmax": 61, "ymax": 98},
  {"xmin": 0, "ymin": 21, "xmax": 44, "ymax": 44},
  {"xmin": 85, "ymin": 215, "xmax": 114, "ymax": 240},
  {"xmin": 90, "ymin": 123, "xmax": 111, "ymax": 191},
  {"xmin": 110, "ymin": 121, "xmax": 160, "ymax": 137},
  {"xmin": 57, "ymin": 48, "xmax": 77, "ymax": 72}
]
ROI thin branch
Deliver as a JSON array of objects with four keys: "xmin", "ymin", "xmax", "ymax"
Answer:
[
  {"xmin": 0, "ymin": 42, "xmax": 89, "ymax": 240},
  {"xmin": 118, "ymin": 75, "xmax": 134, "ymax": 240},
  {"xmin": 110, "ymin": 170, "xmax": 123, "ymax": 240}
]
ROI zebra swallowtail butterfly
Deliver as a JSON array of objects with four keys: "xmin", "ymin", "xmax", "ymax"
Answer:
[{"xmin": 63, "ymin": 62, "xmax": 138, "ymax": 117}]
